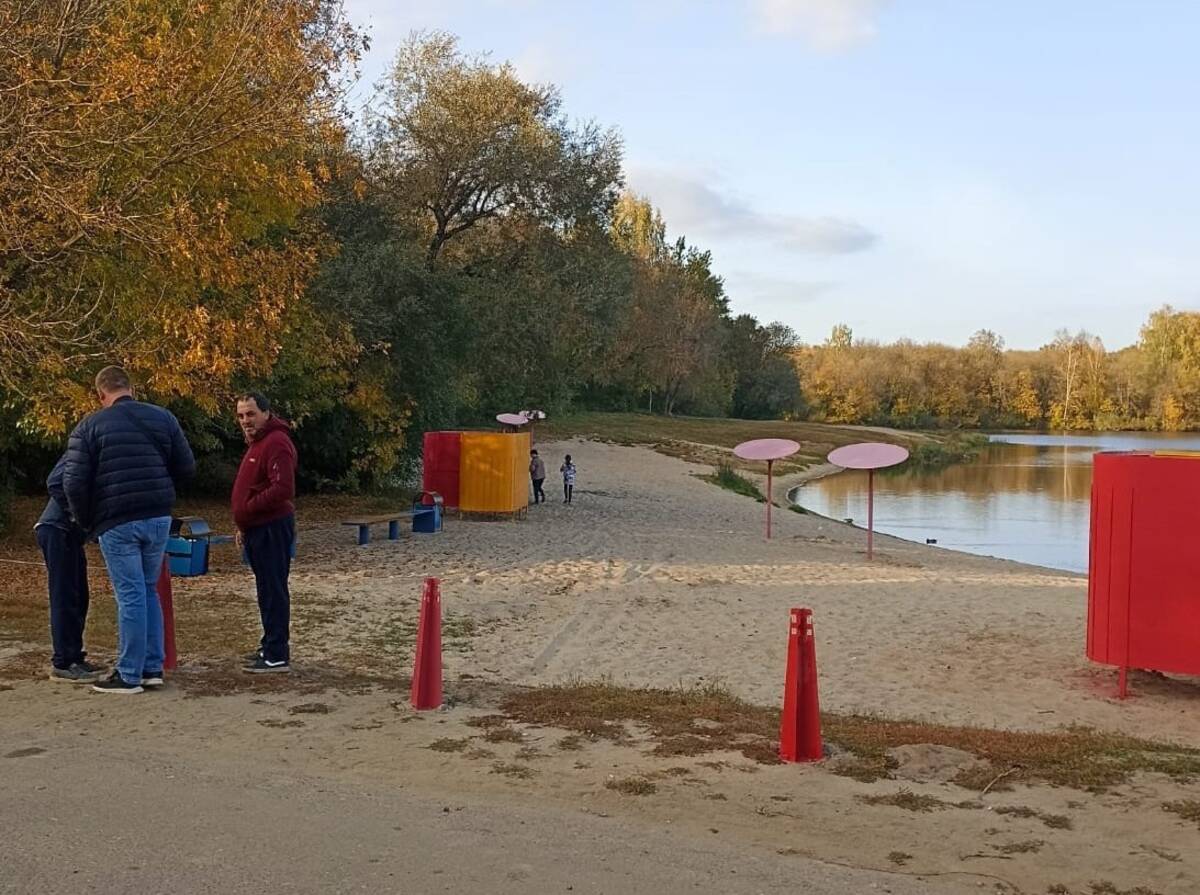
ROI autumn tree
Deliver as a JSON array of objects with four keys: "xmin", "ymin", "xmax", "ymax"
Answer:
[
  {"xmin": 369, "ymin": 32, "xmax": 622, "ymax": 266},
  {"xmin": 0, "ymin": 0, "xmax": 366, "ymax": 433},
  {"xmin": 1138, "ymin": 306, "xmax": 1200, "ymax": 429},
  {"xmin": 607, "ymin": 194, "xmax": 730, "ymax": 414}
]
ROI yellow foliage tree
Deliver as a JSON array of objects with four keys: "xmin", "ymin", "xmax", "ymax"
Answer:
[{"xmin": 0, "ymin": 0, "xmax": 365, "ymax": 433}]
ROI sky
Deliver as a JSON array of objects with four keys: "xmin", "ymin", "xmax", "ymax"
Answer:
[{"xmin": 339, "ymin": 0, "xmax": 1200, "ymax": 350}]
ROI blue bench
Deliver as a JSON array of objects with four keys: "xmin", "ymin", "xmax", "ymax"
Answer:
[{"xmin": 341, "ymin": 512, "xmax": 414, "ymax": 546}]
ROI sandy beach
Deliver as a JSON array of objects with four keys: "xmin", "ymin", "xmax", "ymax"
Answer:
[
  {"xmin": 5, "ymin": 437, "xmax": 1200, "ymax": 894},
  {"xmin": 230, "ymin": 437, "xmax": 1193, "ymax": 743}
]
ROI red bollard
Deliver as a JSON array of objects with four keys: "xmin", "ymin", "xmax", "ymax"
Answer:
[
  {"xmin": 779, "ymin": 607, "xmax": 823, "ymax": 762},
  {"xmin": 155, "ymin": 558, "xmax": 178, "ymax": 671},
  {"xmin": 411, "ymin": 577, "xmax": 444, "ymax": 710}
]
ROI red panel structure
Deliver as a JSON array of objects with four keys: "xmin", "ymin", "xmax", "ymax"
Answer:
[
  {"xmin": 1088, "ymin": 452, "xmax": 1200, "ymax": 692},
  {"xmin": 422, "ymin": 431, "xmax": 461, "ymax": 509}
]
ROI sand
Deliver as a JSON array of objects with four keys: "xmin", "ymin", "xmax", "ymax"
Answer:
[
  {"xmin": 6, "ymin": 437, "xmax": 1200, "ymax": 893},
  {"xmin": 238, "ymin": 438, "xmax": 1194, "ymax": 744}
]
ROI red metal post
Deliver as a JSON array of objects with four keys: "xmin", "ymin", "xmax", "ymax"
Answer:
[
  {"xmin": 155, "ymin": 559, "xmax": 177, "ymax": 671},
  {"xmin": 766, "ymin": 459, "xmax": 774, "ymax": 540},
  {"xmin": 866, "ymin": 468, "xmax": 875, "ymax": 559}
]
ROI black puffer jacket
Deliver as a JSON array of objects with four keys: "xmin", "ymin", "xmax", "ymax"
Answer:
[{"xmin": 64, "ymin": 396, "xmax": 196, "ymax": 537}]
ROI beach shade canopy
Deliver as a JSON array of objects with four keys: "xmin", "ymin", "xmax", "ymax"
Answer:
[
  {"xmin": 825, "ymin": 442, "xmax": 910, "ymax": 559},
  {"xmin": 733, "ymin": 438, "xmax": 801, "ymax": 539},
  {"xmin": 496, "ymin": 413, "xmax": 529, "ymax": 427}
]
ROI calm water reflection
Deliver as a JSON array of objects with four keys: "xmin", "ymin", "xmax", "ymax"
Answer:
[{"xmin": 791, "ymin": 432, "xmax": 1200, "ymax": 573}]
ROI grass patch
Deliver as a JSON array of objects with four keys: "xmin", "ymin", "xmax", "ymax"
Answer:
[
  {"xmin": 540, "ymin": 412, "xmax": 923, "ymax": 475},
  {"xmin": 556, "ymin": 734, "xmax": 585, "ymax": 751},
  {"xmin": 1162, "ymin": 799, "xmax": 1200, "ymax": 828},
  {"xmin": 482, "ymin": 726, "xmax": 523, "ymax": 744},
  {"xmin": 465, "ymin": 714, "xmax": 511, "ymax": 729},
  {"xmin": 491, "ymin": 762, "xmax": 536, "ymax": 780},
  {"xmin": 823, "ymin": 714, "xmax": 1200, "ymax": 792},
  {"xmin": 501, "ymin": 680, "xmax": 777, "ymax": 763},
  {"xmin": 887, "ymin": 851, "xmax": 913, "ymax": 866},
  {"xmin": 829, "ymin": 754, "xmax": 898, "ymax": 784},
  {"xmin": 701, "ymin": 462, "xmax": 764, "ymax": 502},
  {"xmin": 952, "ymin": 764, "xmax": 1016, "ymax": 792},
  {"xmin": 288, "ymin": 702, "xmax": 332, "ymax": 715},
  {"xmin": 500, "ymin": 681, "xmax": 1200, "ymax": 792},
  {"xmin": 605, "ymin": 776, "xmax": 657, "ymax": 796},
  {"xmin": 896, "ymin": 433, "xmax": 990, "ymax": 471},
  {"xmin": 994, "ymin": 806, "xmax": 1072, "ymax": 830},
  {"xmin": 1088, "ymin": 884, "xmax": 1164, "ymax": 895},
  {"xmin": 858, "ymin": 788, "xmax": 948, "ymax": 813},
  {"xmin": 429, "ymin": 738, "xmax": 470, "ymax": 753}
]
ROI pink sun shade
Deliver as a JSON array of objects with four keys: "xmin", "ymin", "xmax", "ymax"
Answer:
[
  {"xmin": 733, "ymin": 439, "xmax": 801, "ymax": 462},
  {"xmin": 496, "ymin": 413, "xmax": 529, "ymax": 427},
  {"xmin": 826, "ymin": 442, "xmax": 909, "ymax": 470}
]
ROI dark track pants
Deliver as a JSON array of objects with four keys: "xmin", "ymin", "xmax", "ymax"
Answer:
[
  {"xmin": 36, "ymin": 525, "xmax": 90, "ymax": 669},
  {"xmin": 244, "ymin": 514, "xmax": 294, "ymax": 663}
]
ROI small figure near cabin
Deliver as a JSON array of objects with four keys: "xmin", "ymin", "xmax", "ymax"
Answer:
[
  {"xmin": 529, "ymin": 449, "xmax": 546, "ymax": 504},
  {"xmin": 561, "ymin": 455, "xmax": 576, "ymax": 505}
]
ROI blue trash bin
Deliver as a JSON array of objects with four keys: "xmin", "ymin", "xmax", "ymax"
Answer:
[
  {"xmin": 166, "ymin": 516, "xmax": 211, "ymax": 577},
  {"xmin": 413, "ymin": 491, "xmax": 443, "ymax": 533}
]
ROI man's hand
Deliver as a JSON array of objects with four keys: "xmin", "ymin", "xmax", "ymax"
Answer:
[{"xmin": 235, "ymin": 529, "xmax": 244, "ymax": 548}]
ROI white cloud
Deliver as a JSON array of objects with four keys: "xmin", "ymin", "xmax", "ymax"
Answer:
[
  {"xmin": 627, "ymin": 168, "xmax": 878, "ymax": 255},
  {"xmin": 726, "ymin": 271, "xmax": 834, "ymax": 308},
  {"xmin": 510, "ymin": 39, "xmax": 585, "ymax": 86},
  {"xmin": 751, "ymin": 0, "xmax": 889, "ymax": 51}
]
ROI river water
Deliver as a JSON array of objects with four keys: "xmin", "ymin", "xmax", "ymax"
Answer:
[{"xmin": 790, "ymin": 432, "xmax": 1200, "ymax": 573}]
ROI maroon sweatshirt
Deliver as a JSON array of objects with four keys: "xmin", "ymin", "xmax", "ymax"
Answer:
[{"xmin": 232, "ymin": 416, "xmax": 297, "ymax": 530}]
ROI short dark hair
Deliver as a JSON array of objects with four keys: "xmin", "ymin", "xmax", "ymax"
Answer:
[
  {"xmin": 95, "ymin": 366, "xmax": 131, "ymax": 394},
  {"xmin": 530, "ymin": 449, "xmax": 538, "ymax": 455},
  {"xmin": 236, "ymin": 392, "xmax": 271, "ymax": 413}
]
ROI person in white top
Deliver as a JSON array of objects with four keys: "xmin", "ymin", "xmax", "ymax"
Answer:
[{"xmin": 560, "ymin": 455, "xmax": 576, "ymax": 504}]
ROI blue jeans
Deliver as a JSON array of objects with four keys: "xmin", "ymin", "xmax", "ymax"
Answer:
[{"xmin": 98, "ymin": 517, "xmax": 170, "ymax": 684}]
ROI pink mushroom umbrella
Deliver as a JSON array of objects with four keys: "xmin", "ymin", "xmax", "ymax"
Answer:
[
  {"xmin": 496, "ymin": 413, "xmax": 529, "ymax": 431},
  {"xmin": 825, "ymin": 442, "xmax": 910, "ymax": 559},
  {"xmin": 733, "ymin": 438, "xmax": 801, "ymax": 539}
]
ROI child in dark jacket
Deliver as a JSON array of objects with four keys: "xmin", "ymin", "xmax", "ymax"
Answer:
[{"xmin": 35, "ymin": 456, "xmax": 103, "ymax": 683}]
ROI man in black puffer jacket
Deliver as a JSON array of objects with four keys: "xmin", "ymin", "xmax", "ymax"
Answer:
[{"xmin": 64, "ymin": 366, "xmax": 195, "ymax": 694}]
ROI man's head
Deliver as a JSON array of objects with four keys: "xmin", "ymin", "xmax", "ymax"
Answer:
[
  {"xmin": 530, "ymin": 449, "xmax": 538, "ymax": 458},
  {"xmin": 235, "ymin": 392, "xmax": 271, "ymax": 441},
  {"xmin": 95, "ymin": 366, "xmax": 133, "ymax": 407}
]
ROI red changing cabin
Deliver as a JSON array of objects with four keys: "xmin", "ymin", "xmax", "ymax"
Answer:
[
  {"xmin": 422, "ymin": 431, "xmax": 462, "ymax": 509},
  {"xmin": 1088, "ymin": 451, "xmax": 1200, "ymax": 696}
]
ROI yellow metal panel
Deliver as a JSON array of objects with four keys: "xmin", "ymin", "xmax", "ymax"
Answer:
[{"xmin": 459, "ymin": 432, "xmax": 530, "ymax": 513}]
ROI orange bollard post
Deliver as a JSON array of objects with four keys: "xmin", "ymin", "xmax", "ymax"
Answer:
[
  {"xmin": 411, "ymin": 577, "xmax": 444, "ymax": 710},
  {"xmin": 779, "ymin": 607, "xmax": 823, "ymax": 762},
  {"xmin": 155, "ymin": 558, "xmax": 177, "ymax": 671}
]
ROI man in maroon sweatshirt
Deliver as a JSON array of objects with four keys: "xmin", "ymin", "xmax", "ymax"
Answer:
[{"xmin": 232, "ymin": 392, "xmax": 297, "ymax": 673}]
